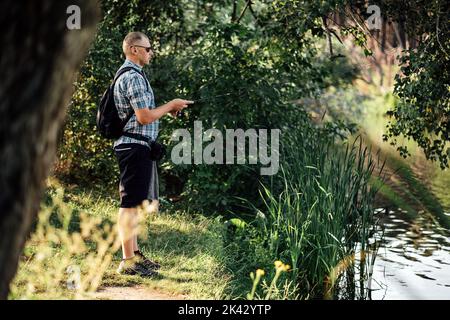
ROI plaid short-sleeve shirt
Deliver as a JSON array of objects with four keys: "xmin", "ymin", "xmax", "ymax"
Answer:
[{"xmin": 113, "ymin": 59, "xmax": 159, "ymax": 149}]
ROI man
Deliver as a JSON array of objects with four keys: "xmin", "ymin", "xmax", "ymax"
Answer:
[{"xmin": 113, "ymin": 31, "xmax": 193, "ymax": 277}]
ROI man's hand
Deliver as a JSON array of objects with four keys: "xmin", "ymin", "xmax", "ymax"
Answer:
[
  {"xmin": 135, "ymin": 99, "xmax": 193, "ymax": 125},
  {"xmin": 169, "ymin": 99, "xmax": 194, "ymax": 112}
]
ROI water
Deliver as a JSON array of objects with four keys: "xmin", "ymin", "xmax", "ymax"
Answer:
[
  {"xmin": 370, "ymin": 208, "xmax": 450, "ymax": 299},
  {"xmin": 354, "ymin": 88, "xmax": 450, "ymax": 299}
]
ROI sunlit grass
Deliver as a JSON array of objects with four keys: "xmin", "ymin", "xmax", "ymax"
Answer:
[
  {"xmin": 101, "ymin": 211, "xmax": 231, "ymax": 299},
  {"xmin": 10, "ymin": 178, "xmax": 232, "ymax": 300},
  {"xmin": 9, "ymin": 179, "xmax": 121, "ymax": 299}
]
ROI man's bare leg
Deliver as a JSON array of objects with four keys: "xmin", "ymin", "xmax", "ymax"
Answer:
[
  {"xmin": 133, "ymin": 200, "xmax": 158, "ymax": 253},
  {"xmin": 148, "ymin": 199, "xmax": 159, "ymax": 215},
  {"xmin": 118, "ymin": 207, "xmax": 138, "ymax": 259},
  {"xmin": 132, "ymin": 234, "xmax": 139, "ymax": 253}
]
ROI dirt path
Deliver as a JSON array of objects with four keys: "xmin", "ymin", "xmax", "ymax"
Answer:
[{"xmin": 90, "ymin": 286, "xmax": 187, "ymax": 300}]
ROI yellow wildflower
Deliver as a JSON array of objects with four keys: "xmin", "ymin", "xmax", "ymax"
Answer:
[{"xmin": 256, "ymin": 269, "xmax": 265, "ymax": 277}]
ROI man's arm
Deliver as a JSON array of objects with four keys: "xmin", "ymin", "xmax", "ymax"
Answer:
[
  {"xmin": 124, "ymin": 73, "xmax": 193, "ymax": 125},
  {"xmin": 134, "ymin": 99, "xmax": 193, "ymax": 125}
]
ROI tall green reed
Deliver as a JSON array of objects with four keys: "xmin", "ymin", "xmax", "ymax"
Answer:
[{"xmin": 253, "ymin": 126, "xmax": 384, "ymax": 299}]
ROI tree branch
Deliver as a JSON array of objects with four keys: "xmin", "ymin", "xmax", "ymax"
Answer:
[
  {"xmin": 323, "ymin": 16, "xmax": 334, "ymax": 57},
  {"xmin": 248, "ymin": 2, "xmax": 258, "ymax": 21},
  {"xmin": 231, "ymin": 0, "xmax": 237, "ymax": 23},
  {"xmin": 435, "ymin": 2, "xmax": 449, "ymax": 58},
  {"xmin": 237, "ymin": 0, "xmax": 252, "ymax": 24}
]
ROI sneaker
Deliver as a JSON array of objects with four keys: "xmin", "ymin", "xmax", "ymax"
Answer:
[
  {"xmin": 116, "ymin": 256, "xmax": 158, "ymax": 277},
  {"xmin": 135, "ymin": 250, "xmax": 161, "ymax": 271}
]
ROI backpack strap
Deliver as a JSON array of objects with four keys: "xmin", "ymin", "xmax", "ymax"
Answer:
[{"xmin": 113, "ymin": 66, "xmax": 149, "ymax": 90}]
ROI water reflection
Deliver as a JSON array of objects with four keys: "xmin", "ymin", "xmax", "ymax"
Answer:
[{"xmin": 370, "ymin": 208, "xmax": 450, "ymax": 299}]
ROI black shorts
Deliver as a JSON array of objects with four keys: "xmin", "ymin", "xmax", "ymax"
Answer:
[{"xmin": 115, "ymin": 143, "xmax": 159, "ymax": 208}]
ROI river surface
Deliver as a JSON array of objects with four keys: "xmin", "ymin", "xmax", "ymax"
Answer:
[
  {"xmin": 371, "ymin": 208, "xmax": 450, "ymax": 299},
  {"xmin": 370, "ymin": 162, "xmax": 450, "ymax": 300}
]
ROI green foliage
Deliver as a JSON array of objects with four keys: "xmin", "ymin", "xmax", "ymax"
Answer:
[
  {"xmin": 384, "ymin": 36, "xmax": 450, "ymax": 168},
  {"xmin": 340, "ymin": 26, "xmax": 372, "ymax": 57},
  {"xmin": 378, "ymin": 0, "xmax": 450, "ymax": 168},
  {"xmin": 159, "ymin": 21, "xmax": 328, "ymax": 213}
]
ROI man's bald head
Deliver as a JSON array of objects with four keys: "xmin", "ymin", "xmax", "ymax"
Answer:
[
  {"xmin": 122, "ymin": 31, "xmax": 149, "ymax": 55},
  {"xmin": 122, "ymin": 31, "xmax": 153, "ymax": 66}
]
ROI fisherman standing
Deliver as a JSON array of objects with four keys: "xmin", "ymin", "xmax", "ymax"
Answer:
[{"xmin": 113, "ymin": 31, "xmax": 193, "ymax": 276}]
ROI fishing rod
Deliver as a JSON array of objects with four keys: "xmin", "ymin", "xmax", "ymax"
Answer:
[
  {"xmin": 177, "ymin": 90, "xmax": 245, "ymax": 118},
  {"xmin": 194, "ymin": 92, "xmax": 236, "ymax": 102}
]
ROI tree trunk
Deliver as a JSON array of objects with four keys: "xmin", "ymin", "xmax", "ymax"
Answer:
[{"xmin": 0, "ymin": 0, "xmax": 100, "ymax": 299}]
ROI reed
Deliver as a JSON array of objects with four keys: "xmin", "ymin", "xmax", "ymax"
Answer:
[{"xmin": 253, "ymin": 128, "xmax": 384, "ymax": 299}]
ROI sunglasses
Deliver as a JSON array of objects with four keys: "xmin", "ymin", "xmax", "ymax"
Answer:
[{"xmin": 131, "ymin": 45, "xmax": 152, "ymax": 53}]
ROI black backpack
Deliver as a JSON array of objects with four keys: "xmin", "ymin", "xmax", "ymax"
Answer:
[{"xmin": 96, "ymin": 66, "xmax": 148, "ymax": 139}]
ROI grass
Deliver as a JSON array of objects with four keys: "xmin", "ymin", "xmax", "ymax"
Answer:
[
  {"xmin": 311, "ymin": 81, "xmax": 450, "ymax": 224},
  {"xmin": 101, "ymin": 211, "xmax": 230, "ymax": 299},
  {"xmin": 10, "ymin": 177, "xmax": 232, "ymax": 300},
  {"xmin": 9, "ymin": 177, "xmax": 311, "ymax": 300}
]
